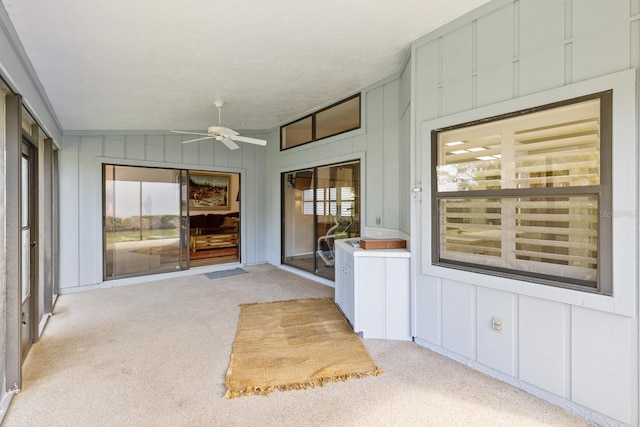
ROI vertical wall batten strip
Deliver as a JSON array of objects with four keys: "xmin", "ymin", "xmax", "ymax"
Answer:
[
  {"xmin": 632, "ymin": 0, "xmax": 640, "ymax": 17},
  {"xmin": 79, "ymin": 137, "xmax": 84, "ymax": 284},
  {"xmin": 438, "ymin": 278, "xmax": 444, "ymax": 345},
  {"xmin": 472, "ymin": 20, "xmax": 478, "ymax": 109},
  {"xmin": 564, "ymin": 0, "xmax": 573, "ymax": 40},
  {"xmin": 512, "ymin": 0, "xmax": 520, "ymax": 58},
  {"xmin": 632, "ymin": 19, "xmax": 640, "ymax": 70},
  {"xmin": 564, "ymin": 304, "xmax": 571, "ymax": 398},
  {"xmin": 162, "ymin": 135, "xmax": 167, "ymax": 163},
  {"xmin": 513, "ymin": 0, "xmax": 520, "ymax": 99},
  {"xmin": 632, "ymin": 15, "xmax": 640, "ymax": 427},
  {"xmin": 512, "ymin": 294, "xmax": 520, "ymax": 378},
  {"xmin": 437, "ymin": 37, "xmax": 443, "ymax": 118},
  {"xmin": 564, "ymin": 0, "xmax": 573, "ymax": 85}
]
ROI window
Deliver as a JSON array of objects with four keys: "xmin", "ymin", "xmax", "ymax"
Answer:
[
  {"xmin": 432, "ymin": 91, "xmax": 612, "ymax": 293},
  {"xmin": 302, "ymin": 186, "xmax": 356, "ymax": 216},
  {"xmin": 281, "ymin": 94, "xmax": 360, "ymax": 150}
]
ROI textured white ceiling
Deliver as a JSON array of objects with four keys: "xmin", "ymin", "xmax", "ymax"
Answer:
[{"xmin": 3, "ymin": 0, "xmax": 489, "ymax": 132}]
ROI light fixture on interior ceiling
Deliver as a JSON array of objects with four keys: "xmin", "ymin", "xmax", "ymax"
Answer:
[{"xmin": 171, "ymin": 101, "xmax": 266, "ymax": 150}]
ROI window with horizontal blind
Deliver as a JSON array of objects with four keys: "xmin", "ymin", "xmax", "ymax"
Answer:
[
  {"xmin": 302, "ymin": 186, "xmax": 356, "ymax": 216},
  {"xmin": 432, "ymin": 91, "xmax": 612, "ymax": 293}
]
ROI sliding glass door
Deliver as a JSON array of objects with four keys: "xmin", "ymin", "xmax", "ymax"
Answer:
[
  {"xmin": 104, "ymin": 165, "xmax": 242, "ymax": 279},
  {"xmin": 282, "ymin": 160, "xmax": 360, "ymax": 280},
  {"xmin": 104, "ymin": 165, "xmax": 183, "ymax": 278}
]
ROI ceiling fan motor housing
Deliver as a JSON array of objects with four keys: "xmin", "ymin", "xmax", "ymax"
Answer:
[{"xmin": 208, "ymin": 125, "xmax": 238, "ymax": 136}]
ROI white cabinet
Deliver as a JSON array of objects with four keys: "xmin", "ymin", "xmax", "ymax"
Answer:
[
  {"xmin": 335, "ymin": 240, "xmax": 411, "ymax": 341},
  {"xmin": 335, "ymin": 245, "xmax": 355, "ymax": 325}
]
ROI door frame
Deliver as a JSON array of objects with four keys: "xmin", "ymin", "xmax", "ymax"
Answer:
[
  {"xmin": 280, "ymin": 159, "xmax": 362, "ymax": 279},
  {"xmin": 4, "ymin": 94, "xmax": 23, "ymax": 391},
  {"xmin": 102, "ymin": 164, "xmax": 243, "ymax": 280},
  {"xmin": 20, "ymin": 137, "xmax": 39, "ymax": 362}
]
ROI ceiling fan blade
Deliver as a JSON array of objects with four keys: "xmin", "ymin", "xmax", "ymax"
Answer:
[
  {"xmin": 220, "ymin": 138, "xmax": 240, "ymax": 150},
  {"xmin": 171, "ymin": 130, "xmax": 210, "ymax": 137},
  {"xmin": 180, "ymin": 136, "xmax": 215, "ymax": 144},
  {"xmin": 229, "ymin": 134, "xmax": 267, "ymax": 146}
]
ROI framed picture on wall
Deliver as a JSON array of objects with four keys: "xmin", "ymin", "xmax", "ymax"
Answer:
[{"xmin": 188, "ymin": 173, "xmax": 230, "ymax": 210}]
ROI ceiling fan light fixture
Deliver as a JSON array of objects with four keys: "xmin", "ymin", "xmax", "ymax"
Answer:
[{"xmin": 171, "ymin": 101, "xmax": 267, "ymax": 148}]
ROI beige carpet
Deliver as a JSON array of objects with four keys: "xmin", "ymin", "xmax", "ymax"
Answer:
[
  {"xmin": 2, "ymin": 264, "xmax": 595, "ymax": 426},
  {"xmin": 225, "ymin": 298, "xmax": 382, "ymax": 398}
]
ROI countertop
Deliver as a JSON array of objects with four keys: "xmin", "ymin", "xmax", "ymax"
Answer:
[{"xmin": 335, "ymin": 239, "xmax": 411, "ymax": 258}]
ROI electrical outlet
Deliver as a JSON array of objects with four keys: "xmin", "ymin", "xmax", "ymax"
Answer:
[
  {"xmin": 491, "ymin": 317, "xmax": 503, "ymax": 333},
  {"xmin": 375, "ymin": 216, "xmax": 381, "ymax": 225}
]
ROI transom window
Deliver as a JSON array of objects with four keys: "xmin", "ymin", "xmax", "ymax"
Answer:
[
  {"xmin": 280, "ymin": 94, "xmax": 361, "ymax": 150},
  {"xmin": 432, "ymin": 91, "xmax": 612, "ymax": 294}
]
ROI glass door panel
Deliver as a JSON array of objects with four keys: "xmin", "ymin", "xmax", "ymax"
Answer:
[
  {"xmin": 282, "ymin": 160, "xmax": 360, "ymax": 281},
  {"xmin": 282, "ymin": 169, "xmax": 316, "ymax": 274},
  {"xmin": 180, "ymin": 170, "xmax": 189, "ymax": 269},
  {"xmin": 21, "ymin": 155, "xmax": 30, "ymax": 302},
  {"xmin": 315, "ymin": 162, "xmax": 360, "ymax": 280},
  {"xmin": 186, "ymin": 171, "xmax": 241, "ymax": 267},
  {"xmin": 21, "ymin": 141, "xmax": 37, "ymax": 362},
  {"xmin": 104, "ymin": 165, "xmax": 183, "ymax": 279}
]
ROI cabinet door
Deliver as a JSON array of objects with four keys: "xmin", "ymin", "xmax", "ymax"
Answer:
[
  {"xmin": 356, "ymin": 257, "xmax": 385, "ymax": 338},
  {"xmin": 343, "ymin": 262, "xmax": 354, "ymax": 325},
  {"xmin": 334, "ymin": 247, "xmax": 344, "ymax": 307},
  {"xmin": 385, "ymin": 258, "xmax": 411, "ymax": 340},
  {"xmin": 335, "ymin": 246, "xmax": 355, "ymax": 326}
]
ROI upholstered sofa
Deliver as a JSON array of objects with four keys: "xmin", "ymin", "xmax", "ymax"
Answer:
[{"xmin": 189, "ymin": 213, "xmax": 239, "ymax": 252}]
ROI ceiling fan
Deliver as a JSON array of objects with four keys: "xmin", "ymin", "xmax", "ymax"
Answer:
[{"xmin": 171, "ymin": 101, "xmax": 266, "ymax": 150}]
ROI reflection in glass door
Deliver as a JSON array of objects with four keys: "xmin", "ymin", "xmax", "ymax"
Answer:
[
  {"xmin": 282, "ymin": 160, "xmax": 360, "ymax": 280},
  {"xmin": 20, "ymin": 141, "xmax": 36, "ymax": 362},
  {"xmin": 104, "ymin": 165, "xmax": 183, "ymax": 279}
]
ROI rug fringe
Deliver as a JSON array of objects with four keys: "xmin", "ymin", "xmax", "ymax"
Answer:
[{"xmin": 224, "ymin": 366, "xmax": 383, "ymax": 399}]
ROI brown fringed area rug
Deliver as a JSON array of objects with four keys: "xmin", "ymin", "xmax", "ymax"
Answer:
[{"xmin": 224, "ymin": 297, "xmax": 382, "ymax": 398}]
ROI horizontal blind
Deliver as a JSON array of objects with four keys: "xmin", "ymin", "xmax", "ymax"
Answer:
[
  {"xmin": 513, "ymin": 196, "xmax": 598, "ymax": 281},
  {"xmin": 514, "ymin": 118, "xmax": 600, "ymax": 189},
  {"xmin": 440, "ymin": 196, "xmax": 599, "ymax": 281},
  {"xmin": 440, "ymin": 199, "xmax": 502, "ymax": 260}
]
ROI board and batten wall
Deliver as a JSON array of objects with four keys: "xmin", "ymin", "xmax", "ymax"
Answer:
[
  {"xmin": 264, "ymin": 77, "xmax": 407, "ymax": 266},
  {"xmin": 57, "ymin": 73, "xmax": 411, "ymax": 290},
  {"xmin": 410, "ymin": 0, "xmax": 639, "ymax": 426},
  {"xmin": 58, "ymin": 132, "xmax": 267, "ymax": 291}
]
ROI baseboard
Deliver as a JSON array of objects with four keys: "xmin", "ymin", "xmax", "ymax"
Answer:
[
  {"xmin": 278, "ymin": 264, "xmax": 335, "ymax": 288},
  {"xmin": 38, "ymin": 312, "xmax": 52, "ymax": 337},
  {"xmin": 413, "ymin": 337, "xmax": 625, "ymax": 427},
  {"xmin": 58, "ymin": 262, "xmax": 245, "ymax": 294},
  {"xmin": 0, "ymin": 390, "xmax": 17, "ymax": 425}
]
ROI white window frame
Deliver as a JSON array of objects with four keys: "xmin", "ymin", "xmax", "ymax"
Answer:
[{"xmin": 419, "ymin": 69, "xmax": 636, "ymax": 316}]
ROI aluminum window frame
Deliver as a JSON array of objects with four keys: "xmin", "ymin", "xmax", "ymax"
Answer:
[
  {"xmin": 431, "ymin": 90, "xmax": 613, "ymax": 294},
  {"xmin": 280, "ymin": 94, "xmax": 361, "ymax": 151}
]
